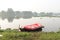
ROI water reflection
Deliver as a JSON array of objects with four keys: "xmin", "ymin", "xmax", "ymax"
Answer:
[
  {"xmin": 0, "ymin": 17, "xmax": 60, "ymax": 32},
  {"xmin": 0, "ymin": 8, "xmax": 54, "ymax": 22},
  {"xmin": 0, "ymin": 8, "xmax": 60, "ymax": 32},
  {"xmin": 0, "ymin": 8, "xmax": 34, "ymax": 22}
]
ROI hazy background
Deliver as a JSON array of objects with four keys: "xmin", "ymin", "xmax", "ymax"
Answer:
[
  {"xmin": 0, "ymin": 0, "xmax": 60, "ymax": 32},
  {"xmin": 0, "ymin": 0, "xmax": 60, "ymax": 13}
]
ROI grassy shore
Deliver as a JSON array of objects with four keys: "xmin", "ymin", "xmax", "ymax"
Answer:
[{"xmin": 0, "ymin": 29, "xmax": 60, "ymax": 40}]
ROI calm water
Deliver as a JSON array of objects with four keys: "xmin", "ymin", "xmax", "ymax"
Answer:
[{"xmin": 0, "ymin": 17, "xmax": 60, "ymax": 32}]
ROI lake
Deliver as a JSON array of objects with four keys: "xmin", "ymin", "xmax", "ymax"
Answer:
[{"xmin": 0, "ymin": 17, "xmax": 60, "ymax": 32}]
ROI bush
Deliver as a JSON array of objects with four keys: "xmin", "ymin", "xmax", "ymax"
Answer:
[
  {"xmin": 1, "ymin": 30, "xmax": 60, "ymax": 40},
  {"xmin": 6, "ymin": 28, "xmax": 11, "ymax": 30},
  {"xmin": 0, "ymin": 30, "xmax": 4, "ymax": 32}
]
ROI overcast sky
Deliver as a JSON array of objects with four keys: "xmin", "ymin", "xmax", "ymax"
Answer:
[{"xmin": 0, "ymin": 0, "xmax": 60, "ymax": 13}]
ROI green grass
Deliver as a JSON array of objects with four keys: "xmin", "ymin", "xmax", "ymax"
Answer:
[{"xmin": 0, "ymin": 30, "xmax": 60, "ymax": 40}]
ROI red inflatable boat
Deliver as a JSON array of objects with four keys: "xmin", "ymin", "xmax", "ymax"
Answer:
[{"xmin": 19, "ymin": 23, "xmax": 44, "ymax": 31}]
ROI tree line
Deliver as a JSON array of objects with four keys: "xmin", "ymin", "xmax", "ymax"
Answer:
[{"xmin": 0, "ymin": 8, "xmax": 53, "ymax": 22}]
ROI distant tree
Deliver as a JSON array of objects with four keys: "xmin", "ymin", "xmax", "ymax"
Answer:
[
  {"xmin": 46, "ymin": 12, "xmax": 53, "ymax": 17},
  {"xmin": 39, "ymin": 12, "xmax": 46, "ymax": 17},
  {"xmin": 15, "ymin": 11, "xmax": 22, "ymax": 19},
  {"xmin": 0, "ymin": 11, "xmax": 7, "ymax": 20},
  {"xmin": 33, "ymin": 12, "xmax": 38, "ymax": 17},
  {"xmin": 7, "ymin": 8, "xmax": 15, "ymax": 22},
  {"xmin": 22, "ymin": 11, "xmax": 33, "ymax": 19}
]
